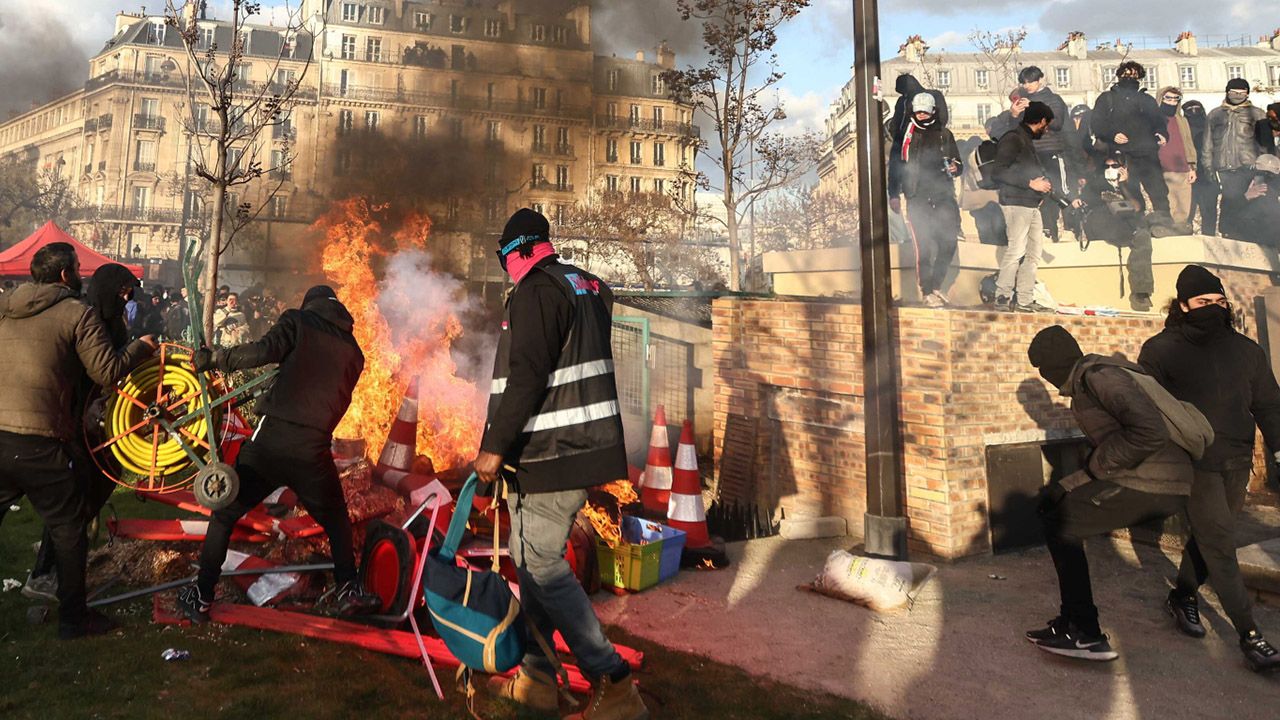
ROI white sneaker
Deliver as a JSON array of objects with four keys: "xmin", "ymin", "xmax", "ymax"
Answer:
[
  {"xmin": 922, "ymin": 292, "xmax": 945, "ymax": 308},
  {"xmin": 931, "ymin": 290, "xmax": 950, "ymax": 306}
]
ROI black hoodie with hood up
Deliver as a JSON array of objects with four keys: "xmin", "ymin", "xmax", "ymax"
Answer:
[
  {"xmin": 889, "ymin": 74, "xmax": 949, "ymax": 156},
  {"xmin": 211, "ymin": 295, "xmax": 364, "ymax": 435}
]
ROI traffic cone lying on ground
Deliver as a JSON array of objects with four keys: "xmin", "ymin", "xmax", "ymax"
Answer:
[
  {"xmin": 668, "ymin": 419, "xmax": 730, "ymax": 570},
  {"xmin": 373, "ymin": 377, "xmax": 438, "ymax": 508},
  {"xmin": 640, "ymin": 405, "xmax": 673, "ymax": 515}
]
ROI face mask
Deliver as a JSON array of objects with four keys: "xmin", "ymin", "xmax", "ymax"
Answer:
[
  {"xmin": 1227, "ymin": 91, "xmax": 1248, "ymax": 105},
  {"xmin": 1182, "ymin": 304, "xmax": 1232, "ymax": 342},
  {"xmin": 1104, "ymin": 167, "xmax": 1121, "ymax": 182},
  {"xmin": 1161, "ymin": 103, "xmax": 1178, "ymax": 117},
  {"xmin": 1117, "ymin": 77, "xmax": 1139, "ymax": 89},
  {"xmin": 1038, "ymin": 364, "xmax": 1074, "ymax": 390},
  {"xmin": 914, "ymin": 114, "xmax": 936, "ymax": 127}
]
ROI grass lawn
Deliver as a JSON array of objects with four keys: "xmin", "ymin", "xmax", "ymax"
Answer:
[{"xmin": 1, "ymin": 490, "xmax": 887, "ymax": 720}]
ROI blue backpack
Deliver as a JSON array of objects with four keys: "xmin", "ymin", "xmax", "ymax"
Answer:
[{"xmin": 423, "ymin": 474, "xmax": 526, "ymax": 674}]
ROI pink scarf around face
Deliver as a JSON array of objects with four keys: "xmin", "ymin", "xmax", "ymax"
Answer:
[{"xmin": 506, "ymin": 242, "xmax": 556, "ymax": 284}]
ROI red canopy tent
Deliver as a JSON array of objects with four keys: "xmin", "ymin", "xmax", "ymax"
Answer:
[{"xmin": 0, "ymin": 221, "xmax": 144, "ymax": 279}]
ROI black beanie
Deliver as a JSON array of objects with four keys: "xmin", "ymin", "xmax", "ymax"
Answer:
[
  {"xmin": 1028, "ymin": 326, "xmax": 1082, "ymax": 370},
  {"xmin": 302, "ymin": 284, "xmax": 338, "ymax": 306},
  {"xmin": 1226, "ymin": 78, "xmax": 1250, "ymax": 92},
  {"xmin": 1175, "ymin": 265, "xmax": 1224, "ymax": 302},
  {"xmin": 1023, "ymin": 101, "xmax": 1054, "ymax": 125},
  {"xmin": 499, "ymin": 208, "xmax": 550, "ymax": 248}
]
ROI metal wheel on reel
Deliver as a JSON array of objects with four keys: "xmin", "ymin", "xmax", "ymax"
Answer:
[{"xmin": 193, "ymin": 461, "xmax": 240, "ymax": 511}]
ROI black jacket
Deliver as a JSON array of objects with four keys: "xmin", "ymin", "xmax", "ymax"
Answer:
[
  {"xmin": 1080, "ymin": 175, "xmax": 1144, "ymax": 243},
  {"xmin": 887, "ymin": 121, "xmax": 959, "ymax": 199},
  {"xmin": 1061, "ymin": 355, "xmax": 1194, "ymax": 495},
  {"xmin": 1139, "ymin": 323, "xmax": 1280, "ymax": 470},
  {"xmin": 481, "ymin": 256, "xmax": 627, "ymax": 493},
  {"xmin": 1091, "ymin": 80, "xmax": 1168, "ymax": 157},
  {"xmin": 992, "ymin": 124, "xmax": 1046, "ymax": 207},
  {"xmin": 889, "ymin": 74, "xmax": 948, "ymax": 159},
  {"xmin": 214, "ymin": 297, "xmax": 364, "ymax": 435},
  {"xmin": 988, "ymin": 87, "xmax": 1071, "ymax": 155}
]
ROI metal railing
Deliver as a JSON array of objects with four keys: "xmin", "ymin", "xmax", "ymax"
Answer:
[
  {"xmin": 321, "ymin": 83, "xmax": 591, "ymax": 119},
  {"xmin": 555, "ymin": 143, "xmax": 574, "ymax": 157},
  {"xmin": 133, "ymin": 161, "xmax": 157, "ymax": 172},
  {"xmin": 532, "ymin": 179, "xmax": 574, "ymax": 193},
  {"xmin": 83, "ymin": 118, "xmax": 98, "ymax": 133},
  {"xmin": 272, "ymin": 124, "xmax": 297, "ymax": 140},
  {"xmin": 70, "ymin": 205, "xmax": 187, "ymax": 224},
  {"xmin": 133, "ymin": 114, "xmax": 166, "ymax": 131},
  {"xmin": 268, "ymin": 169, "xmax": 293, "ymax": 181},
  {"xmin": 594, "ymin": 115, "xmax": 700, "ymax": 138}
]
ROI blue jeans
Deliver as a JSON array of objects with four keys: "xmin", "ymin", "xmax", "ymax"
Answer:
[{"xmin": 509, "ymin": 488, "xmax": 624, "ymax": 680}]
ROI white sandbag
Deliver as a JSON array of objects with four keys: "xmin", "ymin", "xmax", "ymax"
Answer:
[{"xmin": 810, "ymin": 550, "xmax": 936, "ymax": 612}]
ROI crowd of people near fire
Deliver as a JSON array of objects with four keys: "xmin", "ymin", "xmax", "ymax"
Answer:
[
  {"xmin": 0, "ymin": 207, "xmax": 649, "ymax": 719},
  {"xmin": 888, "ymin": 61, "xmax": 1280, "ymax": 313}
]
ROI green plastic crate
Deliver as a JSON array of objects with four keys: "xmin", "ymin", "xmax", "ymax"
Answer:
[{"xmin": 596, "ymin": 517, "xmax": 685, "ymax": 592}]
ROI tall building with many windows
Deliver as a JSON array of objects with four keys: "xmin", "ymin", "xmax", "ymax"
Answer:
[{"xmin": 0, "ymin": 1, "xmax": 697, "ymax": 288}]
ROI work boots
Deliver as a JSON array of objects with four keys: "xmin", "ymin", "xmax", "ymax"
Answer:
[
  {"xmin": 488, "ymin": 667, "xmax": 559, "ymax": 713},
  {"xmin": 567, "ymin": 671, "xmax": 649, "ymax": 720}
]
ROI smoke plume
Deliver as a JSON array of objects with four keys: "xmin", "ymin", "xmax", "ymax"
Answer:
[
  {"xmin": 0, "ymin": 13, "xmax": 88, "ymax": 119},
  {"xmin": 591, "ymin": 0, "xmax": 705, "ymax": 61}
]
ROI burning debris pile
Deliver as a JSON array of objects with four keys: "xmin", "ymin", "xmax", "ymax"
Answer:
[{"xmin": 315, "ymin": 198, "xmax": 487, "ymax": 470}]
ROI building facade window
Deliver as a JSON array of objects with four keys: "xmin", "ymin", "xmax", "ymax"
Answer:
[
  {"xmin": 1101, "ymin": 66, "xmax": 1116, "ymax": 87},
  {"xmin": 341, "ymin": 34, "xmax": 356, "ymax": 60},
  {"xmin": 532, "ymin": 163, "xmax": 546, "ymax": 184},
  {"xmin": 532, "ymin": 87, "xmax": 547, "ymax": 109},
  {"xmin": 134, "ymin": 139, "xmax": 157, "ymax": 171},
  {"xmin": 450, "ymin": 118, "xmax": 463, "ymax": 139},
  {"xmin": 606, "ymin": 101, "xmax": 618, "ymax": 119},
  {"xmin": 651, "ymin": 74, "xmax": 665, "ymax": 95},
  {"xmin": 553, "ymin": 26, "xmax": 567, "ymax": 44},
  {"xmin": 1180, "ymin": 65, "xmax": 1196, "ymax": 88},
  {"xmin": 270, "ymin": 195, "xmax": 288, "ymax": 218},
  {"xmin": 606, "ymin": 175, "xmax": 619, "ymax": 192},
  {"xmin": 936, "ymin": 70, "xmax": 951, "ymax": 88},
  {"xmin": 653, "ymin": 142, "xmax": 665, "ymax": 167},
  {"xmin": 487, "ymin": 120, "xmax": 501, "ymax": 142},
  {"xmin": 1141, "ymin": 68, "xmax": 1159, "ymax": 92},
  {"xmin": 368, "ymin": 6, "xmax": 385, "ymax": 24},
  {"xmin": 449, "ymin": 14, "xmax": 465, "ymax": 33},
  {"xmin": 629, "ymin": 104, "xmax": 640, "ymax": 124},
  {"xmin": 1055, "ymin": 67, "xmax": 1070, "ymax": 88},
  {"xmin": 338, "ymin": 109, "xmax": 354, "ymax": 133},
  {"xmin": 555, "ymin": 166, "xmax": 568, "ymax": 189},
  {"xmin": 1228, "ymin": 64, "xmax": 1245, "ymax": 80},
  {"xmin": 531, "ymin": 202, "xmax": 545, "ymax": 215},
  {"xmin": 533, "ymin": 124, "xmax": 546, "ymax": 151},
  {"xmin": 606, "ymin": 138, "xmax": 618, "ymax": 162},
  {"xmin": 653, "ymin": 179, "xmax": 665, "ymax": 195},
  {"xmin": 365, "ymin": 111, "xmax": 380, "ymax": 130},
  {"xmin": 415, "ymin": 11, "xmax": 432, "ymax": 29},
  {"xmin": 366, "ymin": 37, "xmax": 382, "ymax": 62},
  {"xmin": 342, "ymin": 3, "xmax": 358, "ymax": 22},
  {"xmin": 531, "ymin": 24, "xmax": 546, "ymax": 42},
  {"xmin": 629, "ymin": 177, "xmax": 641, "ymax": 193},
  {"xmin": 653, "ymin": 106, "xmax": 664, "ymax": 124},
  {"xmin": 607, "ymin": 70, "xmax": 620, "ymax": 91},
  {"xmin": 132, "ymin": 185, "xmax": 150, "ymax": 210},
  {"xmin": 975, "ymin": 69, "xmax": 989, "ymax": 88},
  {"xmin": 977, "ymin": 103, "xmax": 992, "ymax": 125},
  {"xmin": 629, "ymin": 141, "xmax": 642, "ymax": 164},
  {"xmin": 485, "ymin": 19, "xmax": 501, "ymax": 38},
  {"xmin": 199, "ymin": 27, "xmax": 215, "ymax": 50},
  {"xmin": 556, "ymin": 126, "xmax": 570, "ymax": 150},
  {"xmin": 414, "ymin": 115, "xmax": 428, "ymax": 137}
]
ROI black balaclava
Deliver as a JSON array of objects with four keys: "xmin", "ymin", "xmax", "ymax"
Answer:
[
  {"xmin": 1028, "ymin": 325, "xmax": 1084, "ymax": 390},
  {"xmin": 1161, "ymin": 102, "xmax": 1178, "ymax": 117},
  {"xmin": 302, "ymin": 284, "xmax": 338, "ymax": 307},
  {"xmin": 1176, "ymin": 265, "xmax": 1232, "ymax": 343},
  {"xmin": 496, "ymin": 208, "xmax": 550, "ymax": 271},
  {"xmin": 1117, "ymin": 77, "xmax": 1139, "ymax": 91},
  {"xmin": 1267, "ymin": 102, "xmax": 1280, "ymax": 132},
  {"xmin": 86, "ymin": 263, "xmax": 139, "ymax": 347},
  {"xmin": 1182, "ymin": 100, "xmax": 1207, "ymax": 135},
  {"xmin": 1226, "ymin": 78, "xmax": 1250, "ymax": 106}
]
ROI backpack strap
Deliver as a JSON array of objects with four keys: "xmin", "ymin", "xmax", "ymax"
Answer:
[{"xmin": 440, "ymin": 473, "xmax": 480, "ymax": 561}]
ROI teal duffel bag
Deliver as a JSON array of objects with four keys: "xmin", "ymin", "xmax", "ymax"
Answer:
[{"xmin": 423, "ymin": 473, "xmax": 526, "ymax": 674}]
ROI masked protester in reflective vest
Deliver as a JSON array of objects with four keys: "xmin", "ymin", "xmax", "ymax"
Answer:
[{"xmin": 475, "ymin": 208, "xmax": 647, "ymax": 719}]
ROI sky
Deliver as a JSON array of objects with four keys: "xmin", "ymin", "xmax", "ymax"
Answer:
[{"xmin": 0, "ymin": 1, "xmax": 1262, "ymax": 144}]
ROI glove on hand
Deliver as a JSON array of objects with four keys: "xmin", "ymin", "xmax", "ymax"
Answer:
[{"xmin": 192, "ymin": 347, "xmax": 216, "ymax": 373}]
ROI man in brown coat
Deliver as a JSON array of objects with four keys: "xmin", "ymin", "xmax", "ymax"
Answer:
[
  {"xmin": 0, "ymin": 242, "xmax": 154, "ymax": 638},
  {"xmin": 1157, "ymin": 86, "xmax": 1198, "ymax": 226}
]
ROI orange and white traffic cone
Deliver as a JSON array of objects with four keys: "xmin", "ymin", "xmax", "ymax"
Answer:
[
  {"xmin": 221, "ymin": 550, "xmax": 300, "ymax": 606},
  {"xmin": 640, "ymin": 405, "xmax": 673, "ymax": 515},
  {"xmin": 373, "ymin": 376, "xmax": 438, "ymax": 506},
  {"xmin": 667, "ymin": 419, "xmax": 710, "ymax": 548}
]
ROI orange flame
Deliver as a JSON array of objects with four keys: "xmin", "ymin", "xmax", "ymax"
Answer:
[
  {"xmin": 315, "ymin": 198, "xmax": 484, "ymax": 469},
  {"xmin": 584, "ymin": 480, "xmax": 640, "ymax": 549}
]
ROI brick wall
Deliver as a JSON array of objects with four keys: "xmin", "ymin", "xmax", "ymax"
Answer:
[{"xmin": 713, "ymin": 284, "xmax": 1277, "ymax": 560}]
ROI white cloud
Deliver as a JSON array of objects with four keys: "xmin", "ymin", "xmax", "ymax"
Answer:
[
  {"xmin": 774, "ymin": 88, "xmax": 834, "ymax": 138},
  {"xmin": 927, "ymin": 31, "xmax": 971, "ymax": 51}
]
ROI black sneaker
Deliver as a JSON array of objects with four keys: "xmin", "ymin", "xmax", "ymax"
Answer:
[
  {"xmin": 1241, "ymin": 631, "xmax": 1280, "ymax": 673},
  {"xmin": 334, "ymin": 581, "xmax": 382, "ymax": 617},
  {"xmin": 1130, "ymin": 294, "xmax": 1153, "ymax": 312},
  {"xmin": 58, "ymin": 608, "xmax": 119, "ymax": 640},
  {"xmin": 1166, "ymin": 592, "xmax": 1206, "ymax": 639},
  {"xmin": 990, "ymin": 295, "xmax": 1013, "ymax": 310},
  {"xmin": 1032, "ymin": 624, "xmax": 1118, "ymax": 661},
  {"xmin": 1025, "ymin": 615, "xmax": 1071, "ymax": 643},
  {"xmin": 176, "ymin": 584, "xmax": 212, "ymax": 624},
  {"xmin": 1015, "ymin": 302, "xmax": 1055, "ymax": 314}
]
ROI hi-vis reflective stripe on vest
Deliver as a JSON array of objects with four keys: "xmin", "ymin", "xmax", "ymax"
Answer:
[
  {"xmin": 490, "ymin": 359, "xmax": 615, "ymax": 395},
  {"xmin": 523, "ymin": 399, "xmax": 621, "ymax": 433}
]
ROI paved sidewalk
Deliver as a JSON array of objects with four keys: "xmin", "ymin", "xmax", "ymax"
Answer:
[{"xmin": 596, "ymin": 534, "xmax": 1278, "ymax": 719}]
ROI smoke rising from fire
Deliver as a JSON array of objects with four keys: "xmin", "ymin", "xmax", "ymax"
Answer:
[
  {"xmin": 591, "ymin": 0, "xmax": 704, "ymax": 60},
  {"xmin": 0, "ymin": 13, "xmax": 88, "ymax": 119}
]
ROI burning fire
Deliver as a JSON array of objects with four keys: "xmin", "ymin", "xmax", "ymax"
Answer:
[
  {"xmin": 583, "ymin": 480, "xmax": 640, "ymax": 548},
  {"xmin": 316, "ymin": 198, "xmax": 485, "ymax": 470}
]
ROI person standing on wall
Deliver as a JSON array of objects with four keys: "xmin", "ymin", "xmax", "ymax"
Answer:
[
  {"xmin": 1091, "ymin": 62, "xmax": 1171, "ymax": 218},
  {"xmin": 1138, "ymin": 265, "xmax": 1280, "ymax": 672},
  {"xmin": 888, "ymin": 92, "xmax": 962, "ymax": 308},
  {"xmin": 1156, "ymin": 87, "xmax": 1198, "ymax": 228},
  {"xmin": 1201, "ymin": 79, "xmax": 1268, "ymax": 239},
  {"xmin": 477, "ymin": 209, "xmax": 648, "ymax": 720},
  {"xmin": 990, "ymin": 101, "xmax": 1055, "ymax": 313}
]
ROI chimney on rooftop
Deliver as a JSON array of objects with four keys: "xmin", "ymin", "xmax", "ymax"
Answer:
[
  {"xmin": 657, "ymin": 41, "xmax": 675, "ymax": 70},
  {"xmin": 899, "ymin": 35, "xmax": 928, "ymax": 64},
  {"xmin": 1062, "ymin": 31, "xmax": 1087, "ymax": 60},
  {"xmin": 1271, "ymin": 28, "xmax": 1280, "ymax": 51},
  {"xmin": 635, "ymin": 50, "xmax": 646, "ymax": 62},
  {"xmin": 1174, "ymin": 31, "xmax": 1198, "ymax": 56}
]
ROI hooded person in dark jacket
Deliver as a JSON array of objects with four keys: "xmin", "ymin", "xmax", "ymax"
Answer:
[
  {"xmin": 988, "ymin": 67, "xmax": 1074, "ymax": 241},
  {"xmin": 1138, "ymin": 265, "xmax": 1280, "ymax": 672},
  {"xmin": 1025, "ymin": 325, "xmax": 1200, "ymax": 662},
  {"xmin": 1078, "ymin": 153, "xmax": 1155, "ymax": 310},
  {"xmin": 1090, "ymin": 62, "xmax": 1171, "ymax": 216},
  {"xmin": 179, "ymin": 284, "xmax": 381, "ymax": 622},
  {"xmin": 1181, "ymin": 100, "xmax": 1220, "ymax": 235},
  {"xmin": 990, "ymin": 101, "xmax": 1055, "ymax": 311},
  {"xmin": 889, "ymin": 73, "xmax": 948, "ymax": 160},
  {"xmin": 476, "ymin": 209, "xmax": 646, "ymax": 718},
  {"xmin": 23, "ymin": 263, "xmax": 143, "ymax": 603}
]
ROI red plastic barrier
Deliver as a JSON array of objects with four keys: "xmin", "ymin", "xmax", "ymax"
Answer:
[{"xmin": 109, "ymin": 518, "xmax": 270, "ymax": 543}]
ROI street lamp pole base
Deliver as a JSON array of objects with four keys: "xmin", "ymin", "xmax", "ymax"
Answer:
[{"xmin": 863, "ymin": 512, "xmax": 908, "ymax": 560}]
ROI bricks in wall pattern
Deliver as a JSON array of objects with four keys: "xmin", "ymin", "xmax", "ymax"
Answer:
[{"xmin": 713, "ymin": 289, "xmax": 1280, "ymax": 560}]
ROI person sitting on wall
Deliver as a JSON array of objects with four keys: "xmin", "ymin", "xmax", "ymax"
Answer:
[
  {"xmin": 1025, "ymin": 325, "xmax": 1208, "ymax": 662},
  {"xmin": 1234, "ymin": 154, "xmax": 1280, "ymax": 247},
  {"xmin": 1075, "ymin": 152, "xmax": 1156, "ymax": 311}
]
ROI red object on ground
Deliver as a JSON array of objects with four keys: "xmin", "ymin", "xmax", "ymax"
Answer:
[
  {"xmin": 640, "ymin": 405, "xmax": 673, "ymax": 515},
  {"xmin": 0, "ymin": 220, "xmax": 143, "ymax": 278},
  {"xmin": 152, "ymin": 598, "xmax": 596, "ymax": 694},
  {"xmin": 666, "ymin": 419, "xmax": 710, "ymax": 549},
  {"xmin": 137, "ymin": 489, "xmax": 323, "ymax": 538},
  {"xmin": 222, "ymin": 550, "xmax": 302, "ymax": 606},
  {"xmin": 108, "ymin": 518, "xmax": 270, "ymax": 543}
]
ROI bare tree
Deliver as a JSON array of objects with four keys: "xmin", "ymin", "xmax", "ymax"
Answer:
[
  {"xmin": 164, "ymin": 0, "xmax": 318, "ymax": 343},
  {"xmin": 753, "ymin": 184, "xmax": 859, "ymax": 253},
  {"xmin": 968, "ymin": 27, "xmax": 1029, "ymax": 110},
  {"xmin": 663, "ymin": 0, "xmax": 818, "ymax": 291},
  {"xmin": 0, "ymin": 155, "xmax": 83, "ymax": 242}
]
